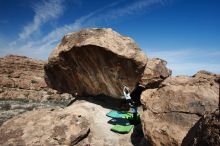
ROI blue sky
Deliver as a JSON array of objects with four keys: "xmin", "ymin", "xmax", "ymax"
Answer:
[{"xmin": 0, "ymin": 0, "xmax": 219, "ymax": 76}]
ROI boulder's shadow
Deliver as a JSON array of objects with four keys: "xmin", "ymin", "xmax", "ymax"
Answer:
[{"xmin": 68, "ymin": 94, "xmax": 130, "ymax": 111}]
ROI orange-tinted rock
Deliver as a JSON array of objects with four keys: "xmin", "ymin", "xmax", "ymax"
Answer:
[{"xmin": 45, "ymin": 28, "xmax": 147, "ymax": 98}]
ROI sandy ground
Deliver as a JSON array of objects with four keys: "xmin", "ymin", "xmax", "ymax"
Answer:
[{"xmin": 66, "ymin": 98, "xmax": 145, "ymax": 146}]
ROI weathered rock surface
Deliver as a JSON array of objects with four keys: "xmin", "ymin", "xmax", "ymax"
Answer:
[
  {"xmin": 0, "ymin": 107, "xmax": 90, "ymax": 146},
  {"xmin": 45, "ymin": 28, "xmax": 147, "ymax": 98},
  {"xmin": 182, "ymin": 110, "xmax": 220, "ymax": 146},
  {"xmin": 140, "ymin": 71, "xmax": 220, "ymax": 146},
  {"xmin": 140, "ymin": 58, "xmax": 171, "ymax": 88},
  {"xmin": 0, "ymin": 55, "xmax": 73, "ymax": 101}
]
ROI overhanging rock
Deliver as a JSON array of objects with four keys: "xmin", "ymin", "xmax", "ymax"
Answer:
[{"xmin": 44, "ymin": 28, "xmax": 147, "ymax": 98}]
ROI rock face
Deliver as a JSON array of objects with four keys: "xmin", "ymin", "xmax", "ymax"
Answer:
[
  {"xmin": 182, "ymin": 110, "xmax": 220, "ymax": 146},
  {"xmin": 45, "ymin": 28, "xmax": 147, "ymax": 98},
  {"xmin": 0, "ymin": 107, "xmax": 89, "ymax": 146},
  {"xmin": 0, "ymin": 55, "xmax": 73, "ymax": 101},
  {"xmin": 140, "ymin": 71, "xmax": 219, "ymax": 146},
  {"xmin": 140, "ymin": 58, "xmax": 171, "ymax": 88}
]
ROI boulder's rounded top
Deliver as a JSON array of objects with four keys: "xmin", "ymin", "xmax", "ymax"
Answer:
[{"xmin": 49, "ymin": 28, "xmax": 147, "ymax": 64}]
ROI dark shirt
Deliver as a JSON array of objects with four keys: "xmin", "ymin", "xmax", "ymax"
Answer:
[{"xmin": 130, "ymin": 84, "xmax": 145, "ymax": 106}]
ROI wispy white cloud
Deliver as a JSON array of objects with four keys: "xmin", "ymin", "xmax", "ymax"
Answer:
[
  {"xmin": 18, "ymin": 0, "xmax": 65, "ymax": 40},
  {"xmin": 108, "ymin": 0, "xmax": 162, "ymax": 18},
  {"xmin": 85, "ymin": 0, "xmax": 163, "ymax": 25}
]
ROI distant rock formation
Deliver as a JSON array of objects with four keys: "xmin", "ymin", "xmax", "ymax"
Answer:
[
  {"xmin": 0, "ymin": 55, "xmax": 72, "ymax": 101},
  {"xmin": 140, "ymin": 71, "xmax": 220, "ymax": 145},
  {"xmin": 44, "ymin": 28, "xmax": 147, "ymax": 98}
]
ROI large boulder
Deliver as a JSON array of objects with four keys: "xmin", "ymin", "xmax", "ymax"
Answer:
[
  {"xmin": 140, "ymin": 71, "xmax": 219, "ymax": 146},
  {"xmin": 0, "ymin": 107, "xmax": 89, "ymax": 146},
  {"xmin": 140, "ymin": 58, "xmax": 171, "ymax": 88},
  {"xmin": 44, "ymin": 28, "xmax": 147, "ymax": 98}
]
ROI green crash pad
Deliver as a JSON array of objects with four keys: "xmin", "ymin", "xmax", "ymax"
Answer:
[
  {"xmin": 111, "ymin": 124, "xmax": 133, "ymax": 133},
  {"xmin": 106, "ymin": 111, "xmax": 131, "ymax": 118}
]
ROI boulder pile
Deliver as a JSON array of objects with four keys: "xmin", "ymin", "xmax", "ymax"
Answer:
[{"xmin": 0, "ymin": 28, "xmax": 219, "ymax": 146}]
